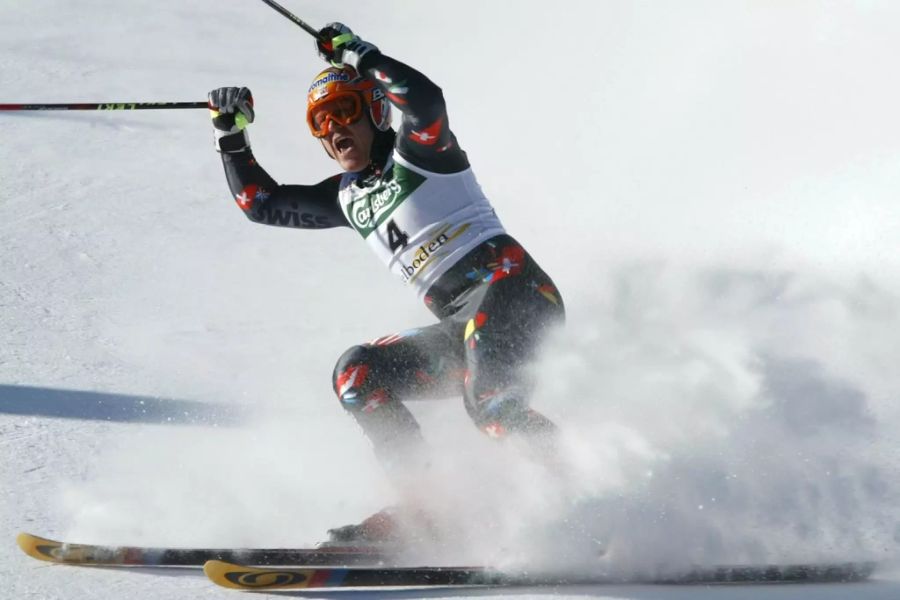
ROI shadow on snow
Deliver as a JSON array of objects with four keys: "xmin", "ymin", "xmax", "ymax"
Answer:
[{"xmin": 0, "ymin": 384, "xmax": 242, "ymax": 426}]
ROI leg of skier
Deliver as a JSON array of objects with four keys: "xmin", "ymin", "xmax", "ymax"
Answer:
[
  {"xmin": 329, "ymin": 237, "xmax": 564, "ymax": 544},
  {"xmin": 332, "ymin": 325, "xmax": 464, "ymax": 470},
  {"xmin": 329, "ymin": 322, "xmax": 465, "ymax": 543},
  {"xmin": 454, "ymin": 238, "xmax": 565, "ymax": 450},
  {"xmin": 329, "ymin": 324, "xmax": 465, "ymax": 543}
]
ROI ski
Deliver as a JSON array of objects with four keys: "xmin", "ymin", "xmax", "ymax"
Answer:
[
  {"xmin": 16, "ymin": 532, "xmax": 390, "ymax": 567},
  {"xmin": 203, "ymin": 559, "xmax": 877, "ymax": 590}
]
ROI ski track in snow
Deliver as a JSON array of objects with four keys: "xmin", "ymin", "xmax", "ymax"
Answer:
[{"xmin": 3, "ymin": 1, "xmax": 900, "ymax": 598}]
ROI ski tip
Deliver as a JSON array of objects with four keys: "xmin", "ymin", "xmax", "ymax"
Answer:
[
  {"xmin": 17, "ymin": 532, "xmax": 61, "ymax": 562},
  {"xmin": 204, "ymin": 560, "xmax": 243, "ymax": 590}
]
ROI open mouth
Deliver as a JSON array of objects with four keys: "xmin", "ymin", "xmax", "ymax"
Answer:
[{"xmin": 334, "ymin": 136, "xmax": 354, "ymax": 154}]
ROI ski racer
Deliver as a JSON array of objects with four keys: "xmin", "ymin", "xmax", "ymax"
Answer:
[{"xmin": 207, "ymin": 23, "xmax": 565, "ymax": 542}]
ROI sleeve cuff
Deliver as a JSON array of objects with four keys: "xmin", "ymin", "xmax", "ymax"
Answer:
[
  {"xmin": 215, "ymin": 129, "xmax": 250, "ymax": 153},
  {"xmin": 350, "ymin": 45, "xmax": 381, "ymax": 73}
]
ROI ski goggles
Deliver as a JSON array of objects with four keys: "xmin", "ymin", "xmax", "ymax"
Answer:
[{"xmin": 307, "ymin": 92, "xmax": 364, "ymax": 138}]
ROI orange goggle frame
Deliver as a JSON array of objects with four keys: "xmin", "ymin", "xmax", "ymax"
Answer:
[{"xmin": 307, "ymin": 92, "xmax": 364, "ymax": 138}]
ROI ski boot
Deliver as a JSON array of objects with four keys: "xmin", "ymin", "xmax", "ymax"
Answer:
[{"xmin": 325, "ymin": 506, "xmax": 437, "ymax": 547}]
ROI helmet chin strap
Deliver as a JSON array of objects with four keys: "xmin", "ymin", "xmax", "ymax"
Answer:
[{"xmin": 320, "ymin": 138, "xmax": 336, "ymax": 160}]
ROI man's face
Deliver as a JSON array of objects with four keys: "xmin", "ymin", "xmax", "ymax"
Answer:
[{"xmin": 320, "ymin": 117, "xmax": 374, "ymax": 172}]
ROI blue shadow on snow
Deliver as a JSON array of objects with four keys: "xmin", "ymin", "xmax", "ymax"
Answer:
[{"xmin": 0, "ymin": 384, "xmax": 242, "ymax": 426}]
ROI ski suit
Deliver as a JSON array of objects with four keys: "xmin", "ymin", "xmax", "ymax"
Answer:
[{"xmin": 217, "ymin": 52, "xmax": 565, "ymax": 469}]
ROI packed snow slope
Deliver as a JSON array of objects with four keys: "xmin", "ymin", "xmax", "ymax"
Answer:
[{"xmin": 3, "ymin": 1, "xmax": 900, "ymax": 598}]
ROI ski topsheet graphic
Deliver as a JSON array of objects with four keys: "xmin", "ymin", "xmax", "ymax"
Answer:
[
  {"xmin": 16, "ymin": 532, "xmax": 390, "ymax": 567},
  {"xmin": 203, "ymin": 559, "xmax": 877, "ymax": 590}
]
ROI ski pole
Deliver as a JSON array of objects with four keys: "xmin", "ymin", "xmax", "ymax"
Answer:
[
  {"xmin": 257, "ymin": 0, "xmax": 325, "ymax": 40},
  {"xmin": 0, "ymin": 102, "xmax": 207, "ymax": 111}
]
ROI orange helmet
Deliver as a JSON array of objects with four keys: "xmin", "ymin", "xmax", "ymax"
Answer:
[{"xmin": 306, "ymin": 66, "xmax": 391, "ymax": 138}]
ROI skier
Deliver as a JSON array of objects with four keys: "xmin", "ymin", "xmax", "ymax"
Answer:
[{"xmin": 208, "ymin": 23, "xmax": 565, "ymax": 543}]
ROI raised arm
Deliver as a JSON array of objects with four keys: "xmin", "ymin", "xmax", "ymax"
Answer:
[
  {"xmin": 208, "ymin": 86, "xmax": 349, "ymax": 229},
  {"xmin": 316, "ymin": 24, "xmax": 470, "ymax": 174}
]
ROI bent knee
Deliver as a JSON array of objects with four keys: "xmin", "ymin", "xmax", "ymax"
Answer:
[{"xmin": 332, "ymin": 344, "xmax": 375, "ymax": 409}]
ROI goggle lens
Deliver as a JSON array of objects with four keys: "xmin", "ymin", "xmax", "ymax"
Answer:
[{"xmin": 308, "ymin": 94, "xmax": 363, "ymax": 137}]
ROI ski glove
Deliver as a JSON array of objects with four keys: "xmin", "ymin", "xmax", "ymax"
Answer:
[
  {"xmin": 316, "ymin": 22, "xmax": 379, "ymax": 70},
  {"xmin": 208, "ymin": 87, "xmax": 255, "ymax": 153}
]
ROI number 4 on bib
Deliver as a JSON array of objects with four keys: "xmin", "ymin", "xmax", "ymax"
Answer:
[{"xmin": 387, "ymin": 219, "xmax": 410, "ymax": 252}]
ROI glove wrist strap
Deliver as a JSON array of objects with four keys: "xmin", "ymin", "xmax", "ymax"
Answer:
[
  {"xmin": 340, "ymin": 39, "xmax": 379, "ymax": 70},
  {"xmin": 215, "ymin": 129, "xmax": 250, "ymax": 153}
]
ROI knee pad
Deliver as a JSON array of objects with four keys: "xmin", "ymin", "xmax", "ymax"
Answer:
[{"xmin": 332, "ymin": 345, "xmax": 374, "ymax": 411}]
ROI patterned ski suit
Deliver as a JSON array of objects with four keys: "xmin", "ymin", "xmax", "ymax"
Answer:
[{"xmin": 217, "ymin": 52, "xmax": 565, "ymax": 470}]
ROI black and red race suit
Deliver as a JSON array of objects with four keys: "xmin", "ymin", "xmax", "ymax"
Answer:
[{"xmin": 217, "ymin": 51, "xmax": 565, "ymax": 472}]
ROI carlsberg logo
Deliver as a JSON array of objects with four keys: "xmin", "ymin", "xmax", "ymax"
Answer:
[
  {"xmin": 351, "ymin": 180, "xmax": 402, "ymax": 229},
  {"xmin": 343, "ymin": 162, "xmax": 425, "ymax": 239}
]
